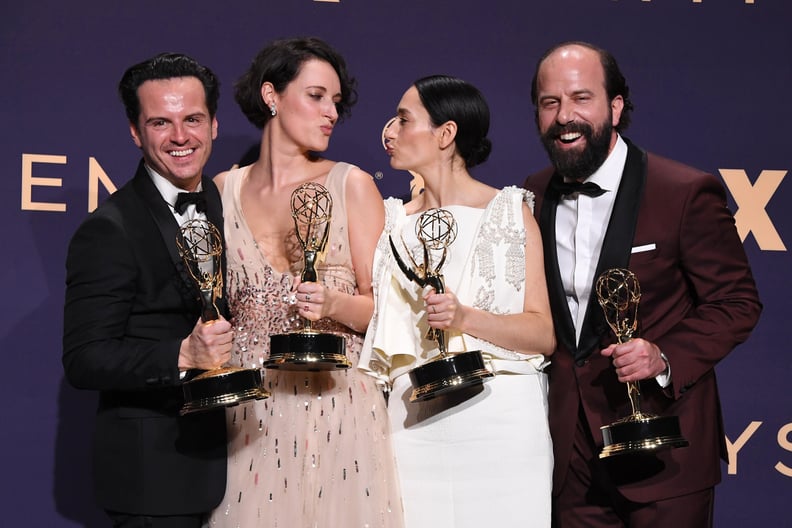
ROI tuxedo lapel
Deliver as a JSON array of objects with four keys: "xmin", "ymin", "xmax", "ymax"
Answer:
[
  {"xmin": 577, "ymin": 139, "xmax": 647, "ymax": 358},
  {"xmin": 130, "ymin": 161, "xmax": 200, "ymax": 305},
  {"xmin": 539, "ymin": 181, "xmax": 579, "ymax": 356},
  {"xmin": 201, "ymin": 176, "xmax": 230, "ymax": 318}
]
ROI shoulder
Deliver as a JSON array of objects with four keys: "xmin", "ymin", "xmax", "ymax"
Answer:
[
  {"xmin": 382, "ymin": 197, "xmax": 406, "ymax": 234},
  {"xmin": 213, "ymin": 165, "xmax": 248, "ymax": 193},
  {"xmin": 332, "ymin": 162, "xmax": 370, "ymax": 184},
  {"xmin": 522, "ymin": 165, "xmax": 554, "ymax": 195},
  {"xmin": 645, "ymin": 151, "xmax": 724, "ymax": 195},
  {"xmin": 492, "ymin": 185, "xmax": 535, "ymax": 213},
  {"xmin": 338, "ymin": 163, "xmax": 382, "ymax": 199}
]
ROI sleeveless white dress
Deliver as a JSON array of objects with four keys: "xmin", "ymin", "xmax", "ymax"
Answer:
[
  {"xmin": 209, "ymin": 162, "xmax": 404, "ymax": 528},
  {"xmin": 360, "ymin": 186, "xmax": 552, "ymax": 528}
]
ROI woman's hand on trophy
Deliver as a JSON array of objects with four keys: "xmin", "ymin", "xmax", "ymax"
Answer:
[
  {"xmin": 293, "ymin": 277, "xmax": 332, "ymax": 322},
  {"xmin": 179, "ymin": 315, "xmax": 233, "ymax": 371},
  {"xmin": 424, "ymin": 288, "xmax": 464, "ymax": 331}
]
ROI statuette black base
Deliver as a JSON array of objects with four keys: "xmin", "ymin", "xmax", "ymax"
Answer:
[
  {"xmin": 408, "ymin": 350, "xmax": 494, "ymax": 402},
  {"xmin": 265, "ymin": 332, "xmax": 349, "ymax": 371},
  {"xmin": 600, "ymin": 414, "xmax": 689, "ymax": 458},
  {"xmin": 181, "ymin": 366, "xmax": 269, "ymax": 415}
]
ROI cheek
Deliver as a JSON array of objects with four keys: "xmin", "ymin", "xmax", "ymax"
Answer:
[{"xmin": 537, "ymin": 113, "xmax": 554, "ymax": 133}]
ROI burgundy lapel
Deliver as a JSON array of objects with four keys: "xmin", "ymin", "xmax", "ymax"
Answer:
[
  {"xmin": 538, "ymin": 176, "xmax": 579, "ymax": 357},
  {"xmin": 577, "ymin": 139, "xmax": 648, "ymax": 359}
]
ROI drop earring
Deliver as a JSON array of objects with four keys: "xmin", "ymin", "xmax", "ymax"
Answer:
[{"xmin": 269, "ymin": 103, "xmax": 277, "ymax": 117}]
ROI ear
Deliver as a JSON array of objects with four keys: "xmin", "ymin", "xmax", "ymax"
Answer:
[
  {"xmin": 260, "ymin": 82, "xmax": 276, "ymax": 107},
  {"xmin": 211, "ymin": 116, "xmax": 218, "ymax": 141},
  {"xmin": 437, "ymin": 120, "xmax": 458, "ymax": 151},
  {"xmin": 611, "ymin": 95, "xmax": 624, "ymax": 128},
  {"xmin": 129, "ymin": 122, "xmax": 142, "ymax": 148}
]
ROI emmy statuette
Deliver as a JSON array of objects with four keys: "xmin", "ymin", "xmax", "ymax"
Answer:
[
  {"xmin": 596, "ymin": 268, "xmax": 688, "ymax": 458},
  {"xmin": 390, "ymin": 208, "xmax": 493, "ymax": 402},
  {"xmin": 177, "ymin": 219, "xmax": 269, "ymax": 415},
  {"xmin": 264, "ymin": 182, "xmax": 349, "ymax": 370}
]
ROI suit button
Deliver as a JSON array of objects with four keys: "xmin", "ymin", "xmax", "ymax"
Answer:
[{"xmin": 575, "ymin": 359, "xmax": 587, "ymax": 367}]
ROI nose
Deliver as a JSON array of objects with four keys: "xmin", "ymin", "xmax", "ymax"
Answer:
[
  {"xmin": 170, "ymin": 122, "xmax": 188, "ymax": 144},
  {"xmin": 556, "ymin": 99, "xmax": 575, "ymax": 126},
  {"xmin": 325, "ymin": 100, "xmax": 339, "ymax": 123},
  {"xmin": 382, "ymin": 117, "xmax": 397, "ymax": 145}
]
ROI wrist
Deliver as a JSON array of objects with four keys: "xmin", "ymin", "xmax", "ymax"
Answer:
[{"xmin": 659, "ymin": 352, "xmax": 670, "ymax": 377}]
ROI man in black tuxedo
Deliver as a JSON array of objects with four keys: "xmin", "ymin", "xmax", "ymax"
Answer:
[{"xmin": 63, "ymin": 53, "xmax": 232, "ymax": 528}]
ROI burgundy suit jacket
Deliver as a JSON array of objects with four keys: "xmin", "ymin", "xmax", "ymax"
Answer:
[{"xmin": 523, "ymin": 138, "xmax": 761, "ymax": 503}]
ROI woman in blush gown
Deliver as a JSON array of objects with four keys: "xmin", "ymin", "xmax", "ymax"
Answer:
[
  {"xmin": 208, "ymin": 37, "xmax": 403, "ymax": 528},
  {"xmin": 360, "ymin": 75, "xmax": 556, "ymax": 528}
]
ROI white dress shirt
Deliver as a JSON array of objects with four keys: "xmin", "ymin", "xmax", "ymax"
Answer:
[
  {"xmin": 555, "ymin": 135, "xmax": 628, "ymax": 345},
  {"xmin": 146, "ymin": 166, "xmax": 209, "ymax": 378},
  {"xmin": 145, "ymin": 165, "xmax": 206, "ymax": 224},
  {"xmin": 554, "ymin": 136, "xmax": 670, "ymax": 386}
]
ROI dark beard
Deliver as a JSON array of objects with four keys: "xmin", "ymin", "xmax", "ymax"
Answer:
[{"xmin": 540, "ymin": 120, "xmax": 612, "ymax": 181}]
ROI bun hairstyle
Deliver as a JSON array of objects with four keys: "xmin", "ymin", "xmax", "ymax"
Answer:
[{"xmin": 413, "ymin": 75, "xmax": 492, "ymax": 168}]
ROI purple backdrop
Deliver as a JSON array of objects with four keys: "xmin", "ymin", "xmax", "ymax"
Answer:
[{"xmin": 2, "ymin": 0, "xmax": 789, "ymax": 525}]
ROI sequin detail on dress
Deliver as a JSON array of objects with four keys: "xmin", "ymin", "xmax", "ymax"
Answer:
[{"xmin": 209, "ymin": 163, "xmax": 403, "ymax": 528}]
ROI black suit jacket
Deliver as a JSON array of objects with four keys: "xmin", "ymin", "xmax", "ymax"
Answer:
[
  {"xmin": 63, "ymin": 161, "xmax": 227, "ymax": 515},
  {"xmin": 524, "ymin": 139, "xmax": 761, "ymax": 502}
]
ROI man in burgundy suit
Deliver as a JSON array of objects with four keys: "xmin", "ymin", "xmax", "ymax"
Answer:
[{"xmin": 523, "ymin": 41, "xmax": 761, "ymax": 527}]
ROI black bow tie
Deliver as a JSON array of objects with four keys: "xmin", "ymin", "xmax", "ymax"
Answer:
[
  {"xmin": 550, "ymin": 178, "xmax": 607, "ymax": 198},
  {"xmin": 174, "ymin": 191, "xmax": 207, "ymax": 215}
]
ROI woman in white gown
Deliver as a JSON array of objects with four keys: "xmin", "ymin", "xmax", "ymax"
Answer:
[{"xmin": 360, "ymin": 75, "xmax": 556, "ymax": 528}]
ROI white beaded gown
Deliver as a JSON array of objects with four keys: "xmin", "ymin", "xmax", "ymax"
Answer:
[
  {"xmin": 209, "ymin": 162, "xmax": 404, "ymax": 528},
  {"xmin": 360, "ymin": 187, "xmax": 553, "ymax": 528}
]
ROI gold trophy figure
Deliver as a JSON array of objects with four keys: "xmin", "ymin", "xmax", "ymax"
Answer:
[
  {"xmin": 264, "ymin": 182, "xmax": 350, "ymax": 370},
  {"xmin": 595, "ymin": 268, "xmax": 688, "ymax": 457},
  {"xmin": 177, "ymin": 219, "xmax": 269, "ymax": 415},
  {"xmin": 390, "ymin": 208, "xmax": 493, "ymax": 402}
]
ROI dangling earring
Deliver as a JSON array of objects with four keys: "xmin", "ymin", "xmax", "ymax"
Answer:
[{"xmin": 269, "ymin": 103, "xmax": 277, "ymax": 117}]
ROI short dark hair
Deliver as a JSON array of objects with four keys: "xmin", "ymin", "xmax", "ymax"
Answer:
[
  {"xmin": 531, "ymin": 41, "xmax": 634, "ymax": 131},
  {"xmin": 413, "ymin": 75, "xmax": 492, "ymax": 168},
  {"xmin": 118, "ymin": 52, "xmax": 220, "ymax": 126},
  {"xmin": 234, "ymin": 37, "xmax": 358, "ymax": 129}
]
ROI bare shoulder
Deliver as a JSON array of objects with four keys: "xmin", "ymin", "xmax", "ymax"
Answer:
[
  {"xmin": 345, "ymin": 165, "xmax": 375, "ymax": 184},
  {"xmin": 345, "ymin": 165, "xmax": 383, "ymax": 198},
  {"xmin": 213, "ymin": 170, "xmax": 230, "ymax": 193}
]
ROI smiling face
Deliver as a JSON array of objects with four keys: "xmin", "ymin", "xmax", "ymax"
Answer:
[
  {"xmin": 535, "ymin": 44, "xmax": 623, "ymax": 180},
  {"xmin": 383, "ymin": 86, "xmax": 440, "ymax": 174},
  {"xmin": 130, "ymin": 76, "xmax": 217, "ymax": 190},
  {"xmin": 267, "ymin": 58, "xmax": 341, "ymax": 153}
]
